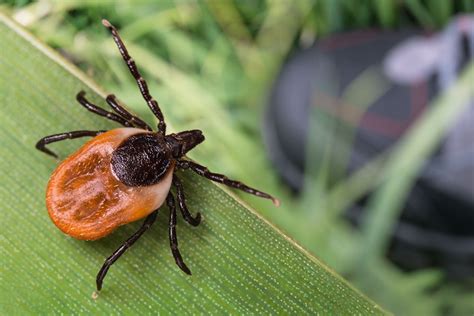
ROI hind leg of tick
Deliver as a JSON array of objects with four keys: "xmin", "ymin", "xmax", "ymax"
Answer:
[
  {"xmin": 96, "ymin": 210, "xmax": 159, "ymax": 291},
  {"xmin": 167, "ymin": 192, "xmax": 192, "ymax": 275},
  {"xmin": 95, "ymin": 191, "xmax": 192, "ymax": 291}
]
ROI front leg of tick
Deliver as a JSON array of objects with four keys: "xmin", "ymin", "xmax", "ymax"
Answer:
[
  {"xmin": 177, "ymin": 159, "xmax": 280, "ymax": 206},
  {"xmin": 167, "ymin": 192, "xmax": 192, "ymax": 275}
]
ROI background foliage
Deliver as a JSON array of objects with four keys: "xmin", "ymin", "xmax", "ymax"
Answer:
[{"xmin": 1, "ymin": 0, "xmax": 474, "ymax": 314}]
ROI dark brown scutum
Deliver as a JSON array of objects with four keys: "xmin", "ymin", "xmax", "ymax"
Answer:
[{"xmin": 111, "ymin": 133, "xmax": 172, "ymax": 187}]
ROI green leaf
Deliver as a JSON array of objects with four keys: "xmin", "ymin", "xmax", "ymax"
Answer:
[{"xmin": 0, "ymin": 13, "xmax": 386, "ymax": 314}]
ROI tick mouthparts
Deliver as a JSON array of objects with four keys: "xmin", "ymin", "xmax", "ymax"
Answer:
[{"xmin": 272, "ymin": 197, "xmax": 281, "ymax": 207}]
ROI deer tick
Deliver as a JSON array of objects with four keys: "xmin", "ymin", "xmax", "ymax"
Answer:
[{"xmin": 36, "ymin": 19, "xmax": 279, "ymax": 292}]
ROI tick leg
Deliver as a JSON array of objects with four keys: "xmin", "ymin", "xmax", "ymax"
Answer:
[
  {"xmin": 105, "ymin": 94, "xmax": 152, "ymax": 131},
  {"xmin": 173, "ymin": 175, "xmax": 201, "ymax": 227},
  {"xmin": 76, "ymin": 91, "xmax": 133, "ymax": 127},
  {"xmin": 167, "ymin": 192, "xmax": 192, "ymax": 275},
  {"xmin": 96, "ymin": 210, "xmax": 158, "ymax": 291},
  {"xmin": 36, "ymin": 130, "xmax": 106, "ymax": 158},
  {"xmin": 177, "ymin": 160, "xmax": 280, "ymax": 206},
  {"xmin": 102, "ymin": 19, "xmax": 166, "ymax": 134}
]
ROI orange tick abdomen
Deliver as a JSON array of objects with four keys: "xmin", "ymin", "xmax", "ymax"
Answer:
[{"xmin": 46, "ymin": 128, "xmax": 174, "ymax": 240}]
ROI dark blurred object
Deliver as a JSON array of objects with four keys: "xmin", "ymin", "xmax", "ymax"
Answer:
[{"xmin": 264, "ymin": 15, "xmax": 474, "ymax": 278}]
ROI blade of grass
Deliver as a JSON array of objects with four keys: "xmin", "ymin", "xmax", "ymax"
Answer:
[
  {"xmin": 357, "ymin": 62, "xmax": 474, "ymax": 269},
  {"xmin": 373, "ymin": 0, "xmax": 397, "ymax": 27},
  {"xmin": 405, "ymin": 0, "xmax": 436, "ymax": 29},
  {"xmin": 0, "ymin": 12, "xmax": 386, "ymax": 315},
  {"xmin": 426, "ymin": 0, "xmax": 452, "ymax": 27}
]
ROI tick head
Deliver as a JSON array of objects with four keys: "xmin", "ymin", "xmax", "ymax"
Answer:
[{"xmin": 166, "ymin": 130, "xmax": 205, "ymax": 158}]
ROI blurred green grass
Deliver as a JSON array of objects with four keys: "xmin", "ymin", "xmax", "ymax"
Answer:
[{"xmin": 2, "ymin": 0, "xmax": 473, "ymax": 315}]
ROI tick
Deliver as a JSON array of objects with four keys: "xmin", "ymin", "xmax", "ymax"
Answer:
[{"xmin": 36, "ymin": 19, "xmax": 279, "ymax": 292}]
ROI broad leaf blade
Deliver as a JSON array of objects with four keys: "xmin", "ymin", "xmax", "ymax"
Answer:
[{"xmin": 0, "ymin": 13, "xmax": 386, "ymax": 314}]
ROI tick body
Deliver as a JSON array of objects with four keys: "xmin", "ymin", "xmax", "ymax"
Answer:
[
  {"xmin": 37, "ymin": 19, "xmax": 279, "ymax": 292},
  {"xmin": 46, "ymin": 128, "xmax": 175, "ymax": 240}
]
